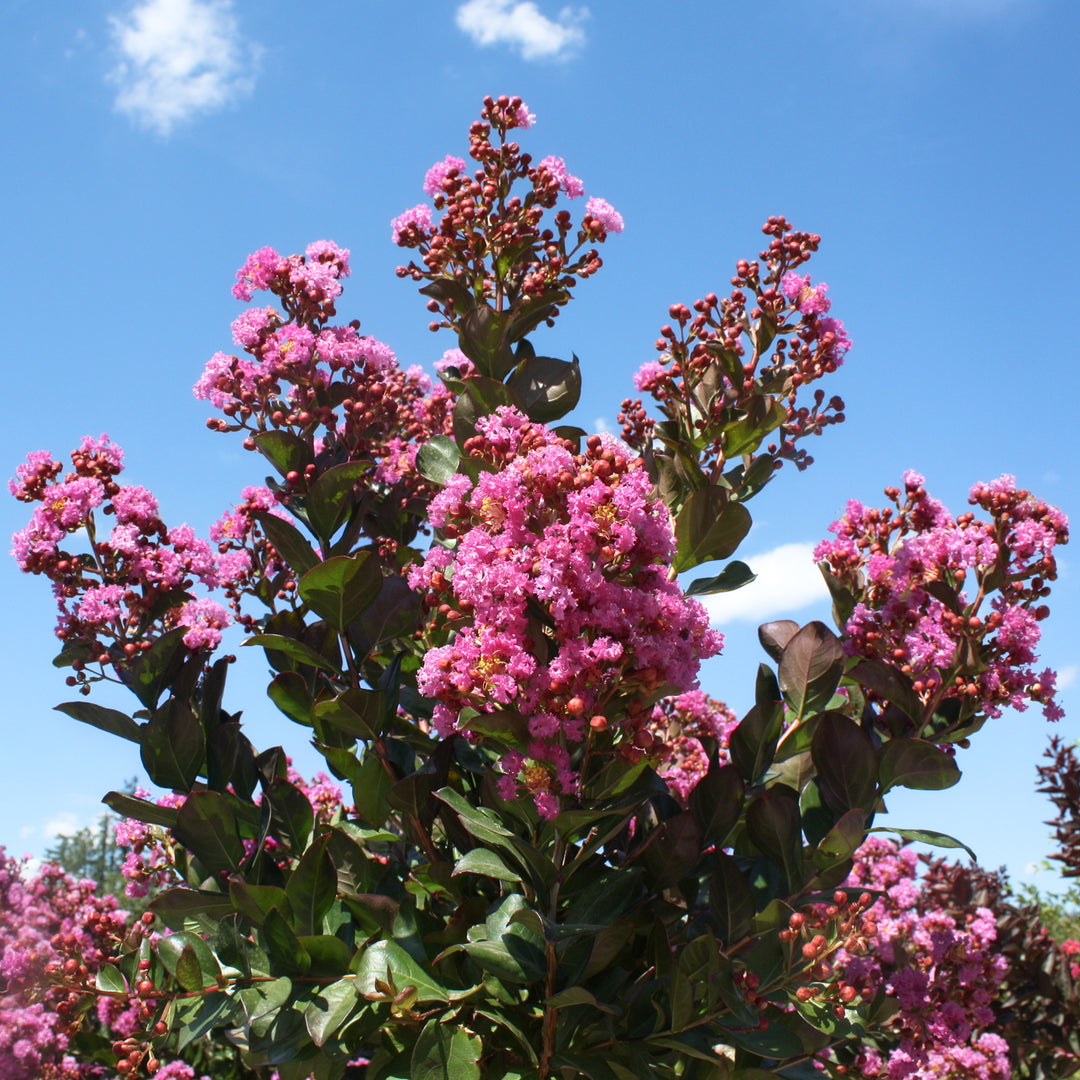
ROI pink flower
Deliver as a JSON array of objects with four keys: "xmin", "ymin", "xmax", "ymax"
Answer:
[
  {"xmin": 391, "ymin": 203, "xmax": 434, "ymax": 246},
  {"xmin": 585, "ymin": 197, "xmax": 624, "ymax": 235},
  {"xmin": 423, "ymin": 155, "xmax": 467, "ymax": 197},
  {"xmin": 232, "ymin": 245, "xmax": 286, "ymax": 301},
  {"xmin": 176, "ymin": 598, "xmax": 230, "ymax": 650},
  {"xmin": 538, "ymin": 155, "xmax": 584, "ymax": 198}
]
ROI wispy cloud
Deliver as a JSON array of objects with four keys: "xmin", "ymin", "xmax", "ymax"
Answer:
[
  {"xmin": 701, "ymin": 543, "xmax": 830, "ymax": 627},
  {"xmin": 455, "ymin": 0, "xmax": 587, "ymax": 61},
  {"xmin": 108, "ymin": 0, "xmax": 259, "ymax": 135},
  {"xmin": 1057, "ymin": 665, "xmax": 1078, "ymax": 692}
]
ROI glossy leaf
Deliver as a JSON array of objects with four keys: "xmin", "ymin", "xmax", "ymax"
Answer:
[
  {"xmin": 870, "ymin": 826, "xmax": 977, "ymax": 861},
  {"xmin": 102, "ymin": 791, "xmax": 178, "ymax": 829},
  {"xmin": 243, "ymin": 634, "xmax": 343, "ymax": 675},
  {"xmin": 313, "ymin": 688, "xmax": 384, "ymax": 742},
  {"xmin": 304, "ymin": 977, "xmax": 359, "ymax": 1048},
  {"xmin": 355, "ymin": 939, "xmax": 448, "ymax": 1003},
  {"xmin": 172, "ymin": 791, "xmax": 245, "ymax": 875},
  {"xmin": 640, "ymin": 811, "xmax": 702, "ymax": 887},
  {"xmin": 685, "ymin": 560, "xmax": 756, "ymax": 597},
  {"xmin": 505, "ymin": 353, "xmax": 581, "ymax": 423},
  {"xmin": 811, "ymin": 713, "xmax": 878, "ymax": 814},
  {"xmin": 777, "ymin": 621, "xmax": 845, "ymax": 719},
  {"xmin": 452, "ymin": 849, "xmax": 521, "ymax": 884},
  {"xmin": 710, "ymin": 852, "xmax": 756, "ymax": 944},
  {"xmin": 253, "ymin": 511, "xmax": 319, "ymax": 576},
  {"xmin": 306, "ymin": 461, "xmax": 372, "ymax": 541},
  {"xmin": 266, "ymin": 778, "xmax": 315, "ymax": 852},
  {"xmin": 457, "ymin": 305, "xmax": 513, "ymax": 378},
  {"xmin": 416, "ymin": 434, "xmax": 462, "ymax": 486},
  {"xmin": 140, "ymin": 698, "xmax": 204, "ymax": 791},
  {"xmin": 285, "ymin": 834, "xmax": 337, "ymax": 936},
  {"xmin": 126, "ymin": 627, "xmax": 190, "ymax": 710},
  {"xmin": 690, "ymin": 762, "xmax": 744, "ymax": 847},
  {"xmin": 745, "ymin": 785, "xmax": 804, "ymax": 894},
  {"xmin": 878, "ymin": 739, "xmax": 962, "ymax": 793},
  {"xmin": 758, "ymin": 620, "xmax": 799, "ymax": 663},
  {"xmin": 848, "ymin": 659, "xmax": 924, "ymax": 723},
  {"xmin": 263, "ymin": 906, "xmax": 312, "ymax": 974},
  {"xmin": 299, "ymin": 554, "xmax": 382, "ymax": 633},
  {"xmin": 730, "ymin": 700, "xmax": 784, "ymax": 787},
  {"xmin": 253, "ymin": 430, "xmax": 313, "ymax": 479},
  {"xmin": 157, "ymin": 931, "xmax": 221, "ymax": 989},
  {"xmin": 228, "ymin": 878, "xmax": 289, "ymax": 928},
  {"xmin": 54, "ymin": 701, "xmax": 141, "ymax": 744},
  {"xmin": 673, "ymin": 487, "xmax": 753, "ymax": 573},
  {"xmin": 411, "ymin": 1018, "xmax": 482, "ymax": 1080},
  {"xmin": 813, "ymin": 809, "xmax": 867, "ymax": 871},
  {"xmin": 268, "ymin": 671, "xmax": 314, "ymax": 727}
]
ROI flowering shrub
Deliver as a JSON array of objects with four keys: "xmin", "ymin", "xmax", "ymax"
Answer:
[{"xmin": 8, "ymin": 94, "xmax": 1070, "ymax": 1080}]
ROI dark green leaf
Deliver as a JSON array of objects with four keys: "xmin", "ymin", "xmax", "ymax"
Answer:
[
  {"xmin": 848, "ymin": 659, "xmax": 923, "ymax": 723},
  {"xmin": 878, "ymin": 739, "xmax": 961, "ymax": 793},
  {"xmin": 349, "ymin": 751, "xmax": 395, "ymax": 829},
  {"xmin": 416, "ymin": 434, "xmax": 462, "ymax": 486},
  {"xmin": 228, "ymin": 877, "xmax": 289, "ymax": 927},
  {"xmin": 102, "ymin": 791, "xmax": 178, "ymax": 829},
  {"xmin": 777, "ymin": 621, "xmax": 844, "ymax": 719},
  {"xmin": 710, "ymin": 852, "xmax": 756, "ymax": 944},
  {"xmin": 452, "ymin": 849, "xmax": 521, "ymax": 884},
  {"xmin": 813, "ymin": 809, "xmax": 867, "ymax": 871},
  {"xmin": 268, "ymin": 671, "xmax": 315, "ymax": 727},
  {"xmin": 299, "ymin": 554, "xmax": 383, "ymax": 633},
  {"xmin": 285, "ymin": 834, "xmax": 337, "ymax": 936},
  {"xmin": 505, "ymin": 354, "xmax": 581, "ymax": 424},
  {"xmin": 869, "ymin": 826, "xmax": 976, "ymax": 862},
  {"xmin": 690, "ymin": 762, "xmax": 744, "ymax": 847},
  {"xmin": 457, "ymin": 305, "xmax": 513, "ymax": 378},
  {"xmin": 54, "ymin": 701, "xmax": 141, "ymax": 744},
  {"xmin": 811, "ymin": 713, "xmax": 878, "ymax": 814},
  {"xmin": 173, "ymin": 791, "xmax": 245, "ymax": 875},
  {"xmin": 126, "ymin": 627, "xmax": 190, "ymax": 710},
  {"xmin": 685, "ymin": 561, "xmax": 756, "ymax": 597},
  {"xmin": 263, "ymin": 906, "xmax": 311, "ymax": 974},
  {"xmin": 243, "ymin": 634, "xmax": 343, "ymax": 675},
  {"xmin": 253, "ymin": 430, "xmax": 313, "ymax": 479},
  {"xmin": 306, "ymin": 461, "xmax": 372, "ymax": 541},
  {"xmin": 745, "ymin": 786, "xmax": 804, "ymax": 894},
  {"xmin": 297, "ymin": 934, "xmax": 354, "ymax": 979},
  {"xmin": 157, "ymin": 931, "xmax": 220, "ymax": 988},
  {"xmin": 673, "ymin": 487, "xmax": 753, "ymax": 573},
  {"xmin": 758, "ymin": 620, "xmax": 799, "ymax": 663},
  {"xmin": 411, "ymin": 1017, "xmax": 482, "ymax": 1080},
  {"xmin": 314, "ymin": 688, "xmax": 384, "ymax": 744},
  {"xmin": 305, "ymin": 977, "xmax": 359, "ymax": 1047},
  {"xmin": 730, "ymin": 701, "xmax": 784, "ymax": 787},
  {"xmin": 149, "ymin": 887, "xmax": 234, "ymax": 930},
  {"xmin": 140, "ymin": 698, "xmax": 204, "ymax": 791},
  {"xmin": 95, "ymin": 964, "xmax": 127, "ymax": 994},
  {"xmin": 266, "ymin": 778, "xmax": 315, "ymax": 851},
  {"xmin": 639, "ymin": 811, "xmax": 702, "ymax": 887},
  {"xmin": 355, "ymin": 939, "xmax": 448, "ymax": 1003},
  {"xmin": 253, "ymin": 511, "xmax": 319, "ymax": 576}
]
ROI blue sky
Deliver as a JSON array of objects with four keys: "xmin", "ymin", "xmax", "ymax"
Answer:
[{"xmin": 2, "ymin": 0, "xmax": 1077, "ymax": 891}]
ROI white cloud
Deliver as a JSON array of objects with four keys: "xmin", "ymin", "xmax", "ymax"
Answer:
[
  {"xmin": 43, "ymin": 812, "xmax": 84, "ymax": 839},
  {"xmin": 108, "ymin": 0, "xmax": 259, "ymax": 135},
  {"xmin": 455, "ymin": 0, "xmax": 587, "ymax": 61},
  {"xmin": 1057, "ymin": 665, "xmax": 1078, "ymax": 692},
  {"xmin": 700, "ymin": 542, "xmax": 830, "ymax": 627}
]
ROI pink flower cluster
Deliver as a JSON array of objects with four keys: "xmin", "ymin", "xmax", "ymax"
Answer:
[
  {"xmin": 620, "ymin": 217, "xmax": 848, "ymax": 477},
  {"xmin": 647, "ymin": 691, "xmax": 739, "ymax": 803},
  {"xmin": 409, "ymin": 409, "xmax": 722, "ymax": 817},
  {"xmin": 0, "ymin": 849, "xmax": 127, "ymax": 1079},
  {"xmin": 837, "ymin": 837, "xmax": 1011, "ymax": 1080},
  {"xmin": 195, "ymin": 245, "xmax": 456, "ymax": 558},
  {"xmin": 393, "ymin": 96, "xmax": 620, "ymax": 336},
  {"xmin": 232, "ymin": 240, "xmax": 350, "ymax": 317},
  {"xmin": 9, "ymin": 438, "xmax": 233, "ymax": 693},
  {"xmin": 815, "ymin": 471, "xmax": 1069, "ymax": 725}
]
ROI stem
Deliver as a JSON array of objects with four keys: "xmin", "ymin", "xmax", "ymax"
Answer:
[{"xmin": 537, "ymin": 832, "xmax": 566, "ymax": 1080}]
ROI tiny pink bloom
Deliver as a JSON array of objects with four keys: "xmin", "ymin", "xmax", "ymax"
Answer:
[
  {"xmin": 391, "ymin": 204, "xmax": 434, "ymax": 245},
  {"xmin": 423, "ymin": 155, "xmax": 466, "ymax": 197},
  {"xmin": 585, "ymin": 197, "xmax": 624, "ymax": 235}
]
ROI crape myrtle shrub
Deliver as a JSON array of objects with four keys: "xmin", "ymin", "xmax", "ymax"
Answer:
[{"xmin": 7, "ymin": 95, "xmax": 1071, "ymax": 1080}]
